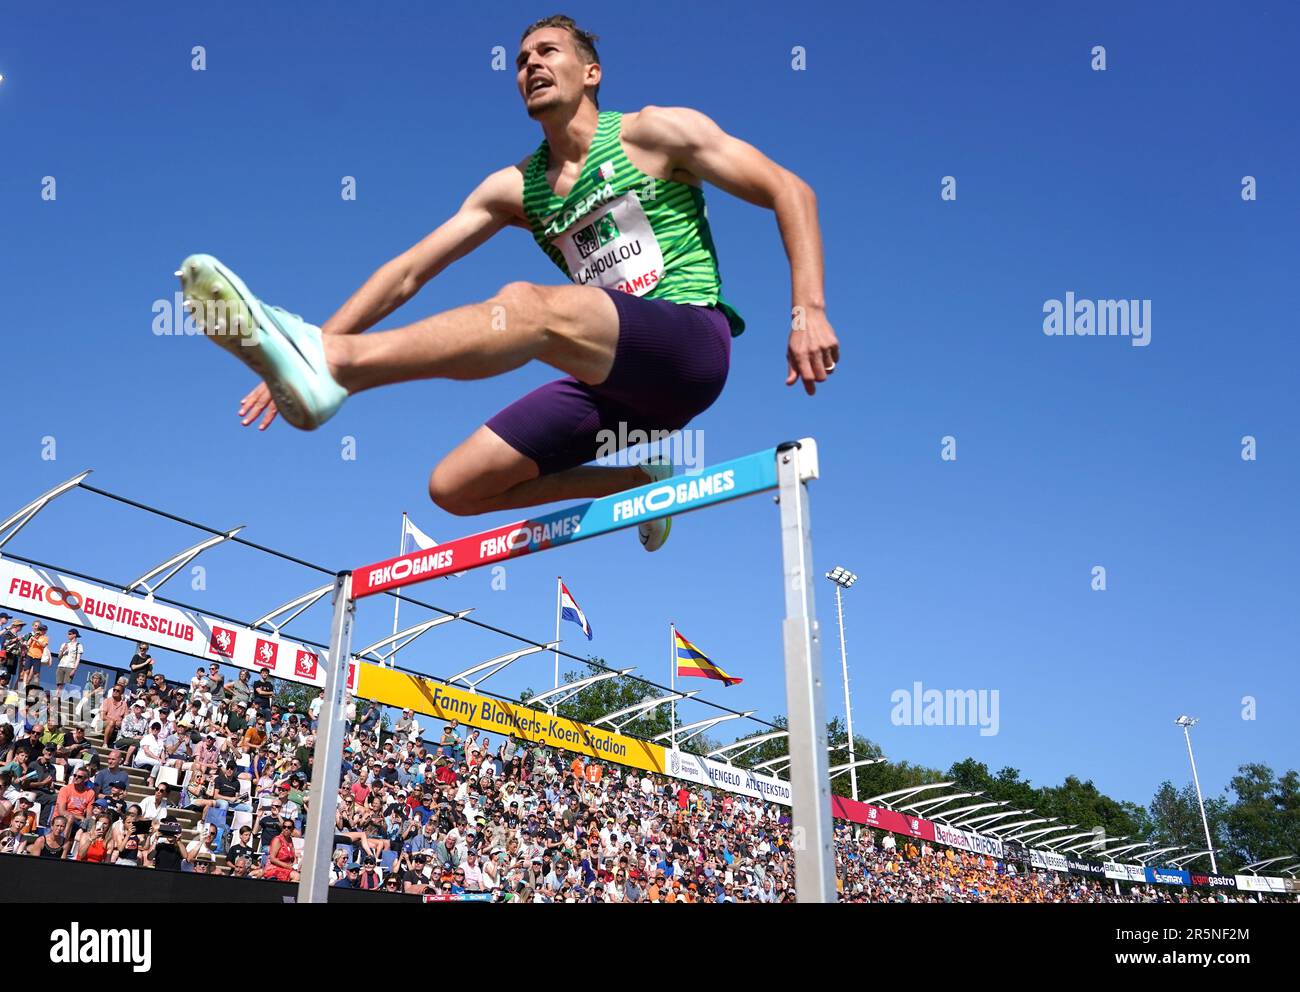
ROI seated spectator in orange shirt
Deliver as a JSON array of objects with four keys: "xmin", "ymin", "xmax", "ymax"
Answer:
[
  {"xmin": 54, "ymin": 767, "xmax": 97, "ymax": 830},
  {"xmin": 242, "ymin": 717, "xmax": 268, "ymax": 749}
]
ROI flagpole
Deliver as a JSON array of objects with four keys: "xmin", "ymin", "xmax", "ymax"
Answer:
[
  {"xmin": 554, "ymin": 576, "xmax": 562, "ymax": 690},
  {"xmin": 669, "ymin": 622, "xmax": 677, "ymax": 750},
  {"xmin": 389, "ymin": 512, "xmax": 406, "ymax": 667}
]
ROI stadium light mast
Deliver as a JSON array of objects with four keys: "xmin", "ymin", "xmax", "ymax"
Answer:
[
  {"xmin": 826, "ymin": 565, "xmax": 859, "ymax": 800},
  {"xmin": 1175, "ymin": 715, "xmax": 1219, "ymax": 874}
]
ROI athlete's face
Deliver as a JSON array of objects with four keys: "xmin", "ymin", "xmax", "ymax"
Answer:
[{"xmin": 516, "ymin": 28, "xmax": 599, "ymax": 118}]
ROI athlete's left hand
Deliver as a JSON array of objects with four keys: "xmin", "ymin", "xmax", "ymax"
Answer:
[{"xmin": 786, "ymin": 305, "xmax": 839, "ymax": 395}]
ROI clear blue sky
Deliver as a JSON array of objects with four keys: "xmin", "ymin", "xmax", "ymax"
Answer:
[{"xmin": 2, "ymin": 1, "xmax": 1296, "ymax": 811}]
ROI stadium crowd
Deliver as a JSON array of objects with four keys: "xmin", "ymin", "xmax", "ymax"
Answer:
[{"xmin": 0, "ymin": 616, "xmax": 1286, "ymax": 903}]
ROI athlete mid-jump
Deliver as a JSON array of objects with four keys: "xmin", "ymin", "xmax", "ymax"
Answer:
[{"xmin": 179, "ymin": 14, "xmax": 838, "ymax": 551}]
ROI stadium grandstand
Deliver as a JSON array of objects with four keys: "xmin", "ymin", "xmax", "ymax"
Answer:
[
  {"xmin": 0, "ymin": 469, "xmax": 1296, "ymax": 904},
  {"xmin": 1, "ymin": 621, "xmax": 1292, "ymax": 903}
]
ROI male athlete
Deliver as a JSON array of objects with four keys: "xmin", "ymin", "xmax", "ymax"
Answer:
[{"xmin": 179, "ymin": 15, "xmax": 838, "ymax": 551}]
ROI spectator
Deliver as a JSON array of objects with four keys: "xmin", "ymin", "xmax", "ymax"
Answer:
[
  {"xmin": 139, "ymin": 783, "xmax": 172, "ymax": 823},
  {"xmin": 150, "ymin": 820, "xmax": 185, "ymax": 871},
  {"xmin": 92, "ymin": 752, "xmax": 128, "ymax": 802},
  {"xmin": 115, "ymin": 701, "xmax": 149, "ymax": 764},
  {"xmin": 129, "ymin": 642, "xmax": 153, "ymax": 679},
  {"xmin": 2, "ymin": 619, "xmax": 27, "ymax": 683},
  {"xmin": 21, "ymin": 743, "xmax": 57, "ymax": 821},
  {"xmin": 334, "ymin": 863, "xmax": 361, "ymax": 888},
  {"xmin": 52, "ymin": 628, "xmax": 83, "ymax": 710},
  {"xmin": 263, "ymin": 819, "xmax": 299, "ymax": 883},
  {"xmin": 252, "ymin": 668, "xmax": 274, "ymax": 717},
  {"xmin": 73, "ymin": 814, "xmax": 112, "ymax": 863},
  {"xmin": 133, "ymin": 721, "xmax": 166, "ymax": 782},
  {"xmin": 53, "ymin": 765, "xmax": 97, "ymax": 832},
  {"xmin": 27, "ymin": 814, "xmax": 71, "ymax": 859},
  {"xmin": 185, "ymin": 822, "xmax": 220, "ymax": 865},
  {"xmin": 357, "ymin": 855, "xmax": 382, "ymax": 890},
  {"xmin": 98, "ymin": 684, "xmax": 128, "ymax": 748},
  {"xmin": 116, "ymin": 833, "xmax": 144, "ymax": 867},
  {"xmin": 19, "ymin": 621, "xmax": 49, "ymax": 689},
  {"xmin": 206, "ymin": 662, "xmax": 225, "ymax": 699},
  {"xmin": 227, "ymin": 824, "xmax": 256, "ymax": 865}
]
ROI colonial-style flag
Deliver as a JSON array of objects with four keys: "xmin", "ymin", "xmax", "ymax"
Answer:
[
  {"xmin": 674, "ymin": 629, "xmax": 742, "ymax": 686},
  {"xmin": 559, "ymin": 581, "xmax": 592, "ymax": 640}
]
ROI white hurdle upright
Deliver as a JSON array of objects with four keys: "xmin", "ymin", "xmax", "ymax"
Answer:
[{"xmin": 298, "ymin": 438, "xmax": 834, "ymax": 904}]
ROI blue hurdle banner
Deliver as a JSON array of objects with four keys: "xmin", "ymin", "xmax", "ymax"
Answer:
[{"xmin": 351, "ymin": 446, "xmax": 782, "ymax": 598}]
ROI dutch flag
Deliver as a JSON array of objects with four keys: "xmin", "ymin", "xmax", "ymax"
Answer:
[{"xmin": 559, "ymin": 580, "xmax": 593, "ymax": 640}]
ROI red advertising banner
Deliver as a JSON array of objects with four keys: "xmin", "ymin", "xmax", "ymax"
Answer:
[{"xmin": 831, "ymin": 796, "xmax": 936, "ymax": 841}]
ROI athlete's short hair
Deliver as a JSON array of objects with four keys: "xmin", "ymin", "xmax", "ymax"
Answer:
[{"xmin": 520, "ymin": 14, "xmax": 601, "ymax": 106}]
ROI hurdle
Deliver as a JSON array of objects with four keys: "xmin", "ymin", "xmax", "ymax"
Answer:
[{"xmin": 298, "ymin": 438, "xmax": 835, "ymax": 903}]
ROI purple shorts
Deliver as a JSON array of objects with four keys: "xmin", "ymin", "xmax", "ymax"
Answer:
[{"xmin": 486, "ymin": 289, "xmax": 732, "ymax": 474}]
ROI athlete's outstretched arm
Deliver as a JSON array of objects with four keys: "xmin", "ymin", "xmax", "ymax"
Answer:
[
  {"xmin": 238, "ymin": 163, "xmax": 527, "ymax": 429},
  {"xmin": 629, "ymin": 105, "xmax": 838, "ymax": 395}
]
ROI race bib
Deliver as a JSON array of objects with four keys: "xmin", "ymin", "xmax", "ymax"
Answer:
[{"xmin": 551, "ymin": 192, "xmax": 665, "ymax": 296}]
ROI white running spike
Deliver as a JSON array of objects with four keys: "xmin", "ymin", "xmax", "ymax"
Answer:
[{"xmin": 173, "ymin": 269, "xmax": 183, "ymax": 278}]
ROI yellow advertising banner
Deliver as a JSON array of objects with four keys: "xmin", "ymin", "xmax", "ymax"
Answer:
[{"xmin": 357, "ymin": 663, "xmax": 668, "ymax": 775}]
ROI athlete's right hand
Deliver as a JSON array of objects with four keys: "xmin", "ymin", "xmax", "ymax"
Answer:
[{"xmin": 239, "ymin": 382, "xmax": 279, "ymax": 430}]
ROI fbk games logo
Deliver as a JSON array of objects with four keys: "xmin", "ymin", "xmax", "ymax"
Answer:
[
  {"xmin": 294, "ymin": 650, "xmax": 318, "ymax": 679},
  {"xmin": 209, "ymin": 626, "xmax": 237, "ymax": 658},
  {"xmin": 254, "ymin": 638, "xmax": 279, "ymax": 671}
]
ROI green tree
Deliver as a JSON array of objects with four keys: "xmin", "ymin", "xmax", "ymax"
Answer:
[
  {"xmin": 1221, "ymin": 763, "xmax": 1300, "ymax": 869},
  {"xmin": 273, "ymin": 681, "xmax": 321, "ymax": 714},
  {"xmin": 1143, "ymin": 780, "xmax": 1220, "ymax": 852},
  {"xmin": 726, "ymin": 715, "xmax": 940, "ymax": 800},
  {"xmin": 522, "ymin": 661, "xmax": 674, "ymax": 746}
]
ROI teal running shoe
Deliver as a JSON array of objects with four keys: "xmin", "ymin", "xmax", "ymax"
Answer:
[
  {"xmin": 638, "ymin": 459, "xmax": 674, "ymax": 552},
  {"xmin": 176, "ymin": 254, "xmax": 347, "ymax": 430}
]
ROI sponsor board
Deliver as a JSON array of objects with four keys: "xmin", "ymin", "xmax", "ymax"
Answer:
[
  {"xmin": 1146, "ymin": 867, "xmax": 1192, "ymax": 887},
  {"xmin": 1103, "ymin": 862, "xmax": 1148, "ymax": 882},
  {"xmin": 352, "ymin": 448, "xmax": 780, "ymax": 597},
  {"xmin": 1069, "ymin": 859, "xmax": 1106, "ymax": 878},
  {"xmin": 932, "ymin": 823, "xmax": 1005, "ymax": 858},
  {"xmin": 0, "ymin": 559, "xmax": 347, "ymax": 690},
  {"xmin": 357, "ymin": 663, "xmax": 668, "ymax": 774},
  {"xmin": 1031, "ymin": 849, "xmax": 1071, "ymax": 872},
  {"xmin": 830, "ymin": 796, "xmax": 936, "ymax": 841},
  {"xmin": 1234, "ymin": 874, "xmax": 1290, "ymax": 894},
  {"xmin": 664, "ymin": 748, "xmax": 793, "ymax": 806},
  {"xmin": 1190, "ymin": 873, "xmax": 1236, "ymax": 889}
]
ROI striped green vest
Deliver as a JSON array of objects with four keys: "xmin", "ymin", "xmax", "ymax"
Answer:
[{"xmin": 522, "ymin": 110, "xmax": 744, "ymax": 335}]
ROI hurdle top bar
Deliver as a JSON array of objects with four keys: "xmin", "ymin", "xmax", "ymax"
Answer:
[{"xmin": 350, "ymin": 439, "xmax": 819, "ymax": 599}]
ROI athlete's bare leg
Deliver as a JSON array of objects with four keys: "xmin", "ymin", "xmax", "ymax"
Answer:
[
  {"xmin": 323, "ymin": 282, "xmax": 648, "ymax": 511},
  {"xmin": 325, "ymin": 282, "xmax": 620, "ymax": 393},
  {"xmin": 427, "ymin": 426, "xmax": 653, "ymax": 516}
]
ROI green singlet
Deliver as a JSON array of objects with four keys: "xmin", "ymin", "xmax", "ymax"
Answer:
[{"xmin": 521, "ymin": 110, "xmax": 745, "ymax": 335}]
